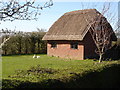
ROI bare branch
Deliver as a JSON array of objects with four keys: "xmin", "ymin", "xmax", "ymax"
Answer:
[
  {"xmin": 0, "ymin": 37, "xmax": 10, "ymax": 48},
  {"xmin": 0, "ymin": 28, "xmax": 16, "ymax": 48},
  {"xmin": 84, "ymin": 3, "xmax": 116, "ymax": 62},
  {"xmin": 0, "ymin": 0, "xmax": 53, "ymax": 21}
]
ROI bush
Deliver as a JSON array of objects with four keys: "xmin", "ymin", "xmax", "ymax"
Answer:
[{"xmin": 2, "ymin": 31, "xmax": 47, "ymax": 55}]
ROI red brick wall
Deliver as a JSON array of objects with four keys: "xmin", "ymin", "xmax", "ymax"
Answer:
[{"xmin": 47, "ymin": 40, "xmax": 84, "ymax": 60}]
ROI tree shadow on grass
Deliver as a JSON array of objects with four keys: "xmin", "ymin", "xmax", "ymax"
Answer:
[
  {"xmin": 2, "ymin": 64, "xmax": 120, "ymax": 89},
  {"xmin": 67, "ymin": 64, "xmax": 120, "ymax": 88}
]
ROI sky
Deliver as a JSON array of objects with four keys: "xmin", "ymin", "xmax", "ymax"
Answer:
[{"xmin": 0, "ymin": 0, "xmax": 119, "ymax": 32}]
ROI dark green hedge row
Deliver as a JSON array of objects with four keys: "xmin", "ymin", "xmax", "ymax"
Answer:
[{"xmin": 2, "ymin": 31, "xmax": 47, "ymax": 55}]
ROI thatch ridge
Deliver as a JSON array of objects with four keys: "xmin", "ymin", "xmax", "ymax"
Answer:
[{"xmin": 64, "ymin": 9, "xmax": 97, "ymax": 15}]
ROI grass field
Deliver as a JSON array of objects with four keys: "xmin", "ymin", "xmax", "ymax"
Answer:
[{"xmin": 2, "ymin": 54, "xmax": 120, "ymax": 88}]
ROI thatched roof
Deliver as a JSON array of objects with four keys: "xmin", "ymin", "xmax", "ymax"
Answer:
[{"xmin": 42, "ymin": 9, "xmax": 115, "ymax": 41}]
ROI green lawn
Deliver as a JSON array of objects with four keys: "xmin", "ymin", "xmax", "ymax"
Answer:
[{"xmin": 2, "ymin": 54, "xmax": 120, "ymax": 88}]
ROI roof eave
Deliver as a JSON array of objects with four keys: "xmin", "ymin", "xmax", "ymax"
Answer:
[{"xmin": 42, "ymin": 35, "xmax": 83, "ymax": 41}]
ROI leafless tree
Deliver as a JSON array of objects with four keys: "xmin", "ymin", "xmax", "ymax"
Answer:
[
  {"xmin": 0, "ymin": 0, "xmax": 53, "ymax": 49},
  {"xmin": 85, "ymin": 3, "xmax": 119, "ymax": 63}
]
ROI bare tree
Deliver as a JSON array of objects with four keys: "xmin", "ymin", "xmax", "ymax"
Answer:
[
  {"xmin": 85, "ymin": 3, "xmax": 118, "ymax": 63},
  {"xmin": 0, "ymin": 0, "xmax": 53, "ymax": 21},
  {"xmin": 0, "ymin": 0, "xmax": 53, "ymax": 49}
]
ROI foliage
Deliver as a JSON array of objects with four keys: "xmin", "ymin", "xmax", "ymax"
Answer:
[
  {"xmin": 117, "ymin": 38, "xmax": 120, "ymax": 45},
  {"xmin": 2, "ymin": 30, "xmax": 47, "ymax": 55},
  {"xmin": 104, "ymin": 44, "xmax": 120, "ymax": 60}
]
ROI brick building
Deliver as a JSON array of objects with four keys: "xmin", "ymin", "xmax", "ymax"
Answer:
[{"xmin": 42, "ymin": 9, "xmax": 117, "ymax": 60}]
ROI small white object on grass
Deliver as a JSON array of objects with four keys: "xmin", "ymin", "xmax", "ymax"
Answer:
[
  {"xmin": 33, "ymin": 54, "xmax": 36, "ymax": 58},
  {"xmin": 36, "ymin": 56, "xmax": 40, "ymax": 58},
  {"xmin": 33, "ymin": 54, "xmax": 40, "ymax": 58}
]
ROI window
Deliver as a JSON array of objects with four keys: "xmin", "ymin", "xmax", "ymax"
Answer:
[
  {"xmin": 51, "ymin": 42, "xmax": 57, "ymax": 48},
  {"xmin": 70, "ymin": 43, "xmax": 78, "ymax": 49}
]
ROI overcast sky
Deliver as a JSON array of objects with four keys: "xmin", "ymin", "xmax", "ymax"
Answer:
[{"xmin": 0, "ymin": 1, "xmax": 119, "ymax": 32}]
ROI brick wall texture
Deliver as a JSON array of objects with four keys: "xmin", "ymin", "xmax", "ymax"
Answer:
[{"xmin": 47, "ymin": 32, "xmax": 97, "ymax": 60}]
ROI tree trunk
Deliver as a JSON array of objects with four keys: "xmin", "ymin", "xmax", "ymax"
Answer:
[
  {"xmin": 99, "ymin": 54, "xmax": 103, "ymax": 63},
  {"xmin": 37, "ymin": 40, "xmax": 40, "ymax": 53},
  {"xmin": 25, "ymin": 41, "xmax": 28, "ymax": 54}
]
